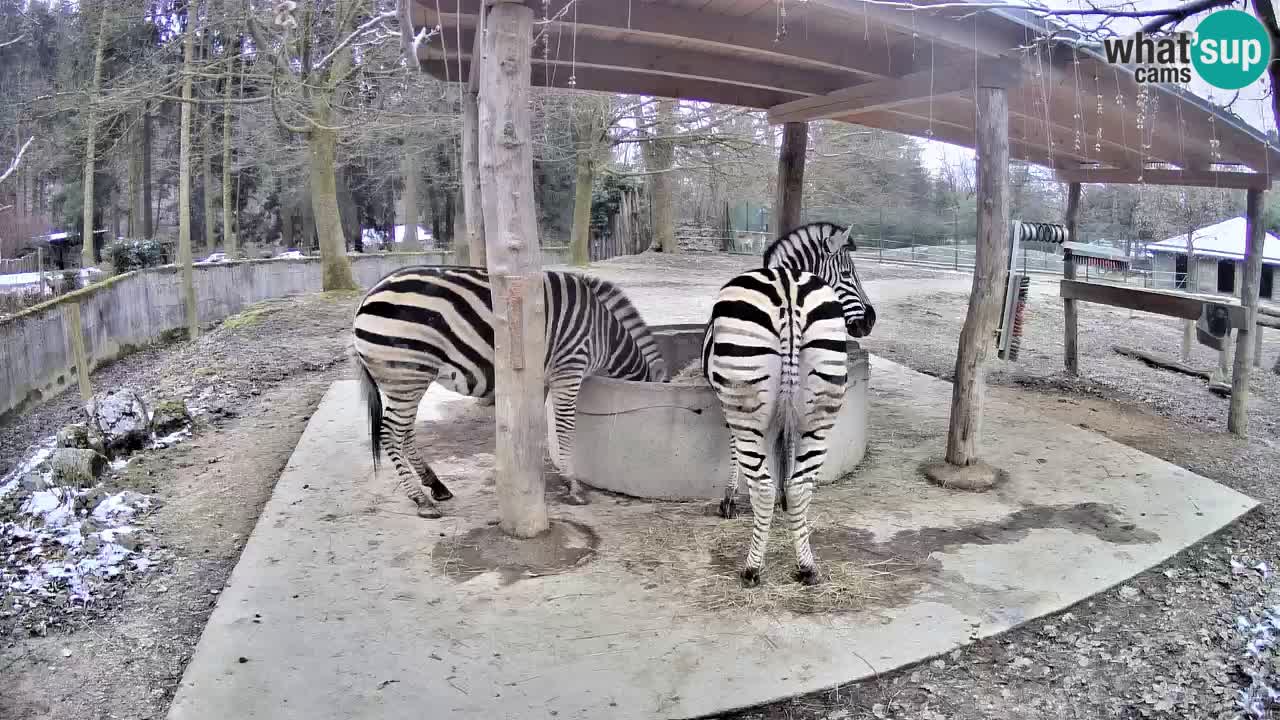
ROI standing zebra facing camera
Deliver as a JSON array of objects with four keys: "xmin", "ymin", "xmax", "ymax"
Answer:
[
  {"xmin": 352, "ymin": 266, "xmax": 669, "ymax": 518},
  {"xmin": 701, "ymin": 222, "xmax": 876, "ymax": 587}
]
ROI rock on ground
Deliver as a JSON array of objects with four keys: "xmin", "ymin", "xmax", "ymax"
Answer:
[
  {"xmin": 87, "ymin": 389, "xmax": 150, "ymax": 455},
  {"xmin": 55, "ymin": 422, "xmax": 107, "ymax": 456},
  {"xmin": 49, "ymin": 448, "xmax": 107, "ymax": 487},
  {"xmin": 149, "ymin": 399, "xmax": 192, "ymax": 436}
]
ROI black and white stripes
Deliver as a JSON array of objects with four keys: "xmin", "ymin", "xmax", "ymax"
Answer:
[
  {"xmin": 701, "ymin": 267, "xmax": 849, "ymax": 586},
  {"xmin": 765, "ymin": 222, "xmax": 876, "ymax": 337},
  {"xmin": 353, "ymin": 265, "xmax": 668, "ymax": 517}
]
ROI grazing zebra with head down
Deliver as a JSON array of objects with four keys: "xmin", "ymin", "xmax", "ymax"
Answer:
[
  {"xmin": 701, "ymin": 222, "xmax": 876, "ymax": 587},
  {"xmin": 353, "ymin": 266, "xmax": 668, "ymax": 518}
]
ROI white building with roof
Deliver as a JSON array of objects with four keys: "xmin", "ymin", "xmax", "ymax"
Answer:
[{"xmin": 1147, "ymin": 217, "xmax": 1280, "ymax": 300}]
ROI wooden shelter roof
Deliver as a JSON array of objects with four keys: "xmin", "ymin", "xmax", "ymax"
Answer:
[{"xmin": 411, "ymin": 0, "xmax": 1280, "ymax": 184}]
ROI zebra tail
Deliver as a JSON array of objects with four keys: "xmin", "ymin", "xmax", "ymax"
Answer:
[
  {"xmin": 774, "ymin": 389, "xmax": 802, "ymax": 513},
  {"xmin": 358, "ymin": 360, "xmax": 383, "ymax": 472}
]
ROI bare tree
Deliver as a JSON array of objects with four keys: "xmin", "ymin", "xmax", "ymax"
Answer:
[
  {"xmin": 81, "ymin": 4, "xmax": 110, "ymax": 268},
  {"xmin": 178, "ymin": 6, "xmax": 199, "ymax": 340},
  {"xmin": 0, "ymin": 136, "xmax": 33, "ymax": 187}
]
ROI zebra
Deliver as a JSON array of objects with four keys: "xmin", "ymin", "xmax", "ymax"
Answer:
[
  {"xmin": 699, "ymin": 221, "xmax": 877, "ymax": 586},
  {"xmin": 352, "ymin": 265, "xmax": 669, "ymax": 518},
  {"xmin": 764, "ymin": 221, "xmax": 876, "ymax": 338},
  {"xmin": 701, "ymin": 267, "xmax": 850, "ymax": 587}
]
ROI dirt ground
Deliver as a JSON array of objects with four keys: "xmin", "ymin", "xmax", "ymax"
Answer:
[
  {"xmin": 1, "ymin": 252, "xmax": 1279, "ymax": 719},
  {"xmin": 0, "ymin": 292, "xmax": 354, "ymax": 720}
]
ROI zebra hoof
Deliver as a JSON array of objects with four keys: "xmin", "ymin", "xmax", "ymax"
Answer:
[
  {"xmin": 718, "ymin": 497, "xmax": 736, "ymax": 519},
  {"xmin": 429, "ymin": 483, "xmax": 454, "ymax": 502},
  {"xmin": 739, "ymin": 567, "xmax": 762, "ymax": 588},
  {"xmin": 564, "ymin": 492, "xmax": 589, "ymax": 506},
  {"xmin": 415, "ymin": 504, "xmax": 443, "ymax": 519},
  {"xmin": 793, "ymin": 567, "xmax": 821, "ymax": 586}
]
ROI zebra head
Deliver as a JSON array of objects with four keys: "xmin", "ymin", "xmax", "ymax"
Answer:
[{"xmin": 819, "ymin": 249, "xmax": 876, "ymax": 338}]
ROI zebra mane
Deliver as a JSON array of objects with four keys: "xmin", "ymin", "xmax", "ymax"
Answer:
[
  {"xmin": 762, "ymin": 222, "xmax": 854, "ymax": 268},
  {"xmin": 580, "ymin": 275, "xmax": 670, "ymax": 381}
]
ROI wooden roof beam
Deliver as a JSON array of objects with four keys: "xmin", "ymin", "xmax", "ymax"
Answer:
[
  {"xmin": 847, "ymin": 107, "xmax": 1094, "ymax": 168},
  {"xmin": 417, "ymin": 0, "xmax": 922, "ymax": 82},
  {"xmin": 419, "ymin": 57, "xmax": 801, "ymax": 109},
  {"xmin": 807, "ymin": 0, "xmax": 1013, "ymax": 55},
  {"xmin": 767, "ymin": 57, "xmax": 1023, "ymax": 125},
  {"xmin": 1054, "ymin": 167, "xmax": 1273, "ymax": 190},
  {"xmin": 441, "ymin": 29, "xmax": 860, "ymax": 100}
]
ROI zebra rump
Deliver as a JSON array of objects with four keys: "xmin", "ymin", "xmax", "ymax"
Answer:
[
  {"xmin": 701, "ymin": 267, "xmax": 849, "ymax": 586},
  {"xmin": 352, "ymin": 265, "xmax": 668, "ymax": 516}
]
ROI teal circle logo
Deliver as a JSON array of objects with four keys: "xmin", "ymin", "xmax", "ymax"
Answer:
[{"xmin": 1192, "ymin": 9, "xmax": 1272, "ymax": 90}]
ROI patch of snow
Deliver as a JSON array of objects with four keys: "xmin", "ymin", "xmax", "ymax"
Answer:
[
  {"xmin": 151, "ymin": 428, "xmax": 191, "ymax": 449},
  {"xmin": 2, "ymin": 487, "xmax": 157, "ymax": 606},
  {"xmin": 0, "ymin": 435, "xmax": 57, "ymax": 499},
  {"xmin": 92, "ymin": 492, "xmax": 150, "ymax": 523}
]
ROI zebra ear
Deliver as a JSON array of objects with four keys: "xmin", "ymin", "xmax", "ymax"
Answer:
[{"xmin": 831, "ymin": 225, "xmax": 855, "ymax": 253}]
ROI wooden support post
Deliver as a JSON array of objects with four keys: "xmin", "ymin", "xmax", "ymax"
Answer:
[
  {"xmin": 773, "ymin": 122, "xmax": 807, "ymax": 232},
  {"xmin": 1229, "ymin": 188, "xmax": 1266, "ymax": 435},
  {"xmin": 37, "ymin": 247, "xmax": 45, "ymax": 297},
  {"xmin": 1062, "ymin": 182, "xmax": 1081, "ymax": 375},
  {"xmin": 924, "ymin": 83, "xmax": 1010, "ymax": 492},
  {"xmin": 460, "ymin": 2, "xmax": 487, "ymax": 267},
  {"xmin": 479, "ymin": 1, "xmax": 549, "ymax": 538},
  {"xmin": 63, "ymin": 303, "xmax": 92, "ymax": 403}
]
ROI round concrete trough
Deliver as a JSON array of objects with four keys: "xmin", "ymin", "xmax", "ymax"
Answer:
[{"xmin": 549, "ymin": 324, "xmax": 870, "ymax": 501}]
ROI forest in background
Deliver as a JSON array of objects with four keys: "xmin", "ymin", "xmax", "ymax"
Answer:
[{"xmin": 0, "ymin": 0, "xmax": 1266, "ymax": 277}]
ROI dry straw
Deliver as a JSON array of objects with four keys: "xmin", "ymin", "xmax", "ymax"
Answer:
[{"xmin": 612, "ymin": 504, "xmax": 903, "ymax": 615}]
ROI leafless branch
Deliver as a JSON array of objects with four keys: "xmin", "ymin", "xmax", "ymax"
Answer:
[
  {"xmin": 0, "ymin": 34, "xmax": 23, "ymax": 50},
  {"xmin": 396, "ymin": 0, "xmax": 423, "ymax": 72},
  {"xmin": 0, "ymin": 136, "xmax": 34, "ymax": 185},
  {"xmin": 313, "ymin": 10, "xmax": 397, "ymax": 71}
]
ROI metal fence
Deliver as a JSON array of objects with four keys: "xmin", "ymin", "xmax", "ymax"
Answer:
[{"xmin": 0, "ymin": 255, "xmax": 40, "ymax": 275}]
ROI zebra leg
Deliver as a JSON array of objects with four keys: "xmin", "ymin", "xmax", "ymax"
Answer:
[
  {"xmin": 731, "ymin": 426, "xmax": 776, "ymax": 588},
  {"xmin": 379, "ymin": 383, "xmax": 443, "ymax": 518},
  {"xmin": 783, "ymin": 458, "xmax": 820, "ymax": 585},
  {"xmin": 718, "ymin": 435, "xmax": 741, "ymax": 519},
  {"xmin": 548, "ymin": 370, "xmax": 589, "ymax": 506},
  {"xmin": 405, "ymin": 422, "xmax": 453, "ymax": 501}
]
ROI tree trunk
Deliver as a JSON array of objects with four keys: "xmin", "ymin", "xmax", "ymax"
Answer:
[
  {"xmin": 142, "ymin": 103, "xmax": 154, "ymax": 239},
  {"xmin": 460, "ymin": 6, "xmax": 486, "ymax": 266},
  {"xmin": 648, "ymin": 99, "xmax": 677, "ymax": 253},
  {"xmin": 944, "ymin": 86, "xmax": 1010, "ymax": 468},
  {"xmin": 1229, "ymin": 189, "xmax": 1267, "ymax": 436},
  {"xmin": 479, "ymin": 1, "xmax": 549, "ymax": 539},
  {"xmin": 81, "ymin": 7, "xmax": 109, "ymax": 268},
  {"xmin": 1063, "ymin": 182, "xmax": 1081, "ymax": 375},
  {"xmin": 308, "ymin": 123, "xmax": 357, "ymax": 291},
  {"xmin": 773, "ymin": 121, "xmax": 807, "ymax": 232},
  {"xmin": 222, "ymin": 73, "xmax": 236, "ymax": 257},
  {"xmin": 127, "ymin": 112, "xmax": 142, "ymax": 238},
  {"xmin": 400, "ymin": 147, "xmax": 420, "ymax": 250},
  {"xmin": 570, "ymin": 148, "xmax": 595, "ymax": 266},
  {"xmin": 202, "ymin": 106, "xmax": 217, "ymax": 251},
  {"xmin": 178, "ymin": 15, "xmax": 199, "ymax": 340},
  {"xmin": 444, "ymin": 190, "xmax": 455, "ymax": 247}
]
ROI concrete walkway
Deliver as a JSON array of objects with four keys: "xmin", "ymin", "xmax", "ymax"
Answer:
[{"xmin": 166, "ymin": 356, "xmax": 1256, "ymax": 720}]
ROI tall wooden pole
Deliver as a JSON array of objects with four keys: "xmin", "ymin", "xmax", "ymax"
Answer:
[
  {"xmin": 773, "ymin": 122, "xmax": 808, "ymax": 232},
  {"xmin": 925, "ymin": 82, "xmax": 1011, "ymax": 491},
  {"xmin": 1229, "ymin": 188, "xmax": 1267, "ymax": 436},
  {"xmin": 461, "ymin": 3, "xmax": 487, "ymax": 267},
  {"xmin": 479, "ymin": 1, "xmax": 549, "ymax": 538},
  {"xmin": 1062, "ymin": 182, "xmax": 1081, "ymax": 375}
]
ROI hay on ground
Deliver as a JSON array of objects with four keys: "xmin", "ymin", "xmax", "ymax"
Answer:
[{"xmin": 610, "ymin": 504, "xmax": 904, "ymax": 615}]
